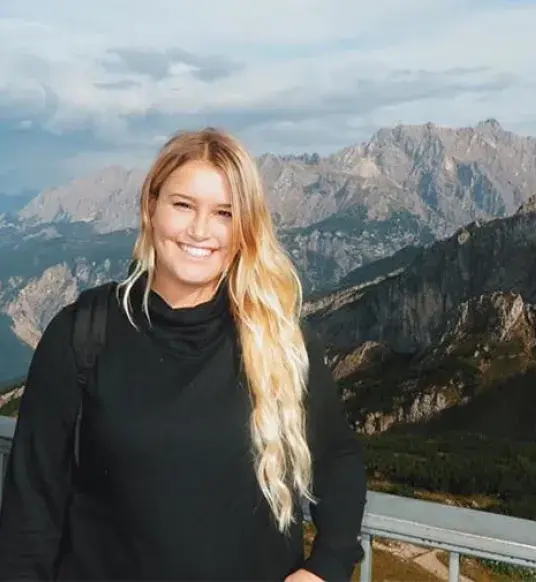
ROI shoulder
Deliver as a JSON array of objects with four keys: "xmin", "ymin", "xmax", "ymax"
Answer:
[
  {"xmin": 22, "ymin": 302, "xmax": 78, "ymax": 404},
  {"xmin": 22, "ymin": 300, "xmax": 82, "ymax": 422},
  {"xmin": 38, "ymin": 302, "xmax": 76, "ymax": 352},
  {"xmin": 76, "ymin": 280, "xmax": 118, "ymax": 307},
  {"xmin": 37, "ymin": 281, "xmax": 117, "ymax": 356}
]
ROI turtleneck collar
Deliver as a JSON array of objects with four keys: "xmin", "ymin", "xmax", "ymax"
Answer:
[{"xmin": 127, "ymin": 273, "xmax": 234, "ymax": 359}]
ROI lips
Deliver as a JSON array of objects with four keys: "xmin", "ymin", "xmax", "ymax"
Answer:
[{"xmin": 178, "ymin": 243, "xmax": 215, "ymax": 258}]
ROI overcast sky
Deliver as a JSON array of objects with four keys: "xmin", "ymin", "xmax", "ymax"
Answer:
[{"xmin": 1, "ymin": 0, "xmax": 535, "ymax": 193}]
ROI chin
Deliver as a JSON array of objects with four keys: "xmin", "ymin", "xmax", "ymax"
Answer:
[
  {"xmin": 157, "ymin": 250, "xmax": 227, "ymax": 291},
  {"xmin": 173, "ymin": 266, "xmax": 223, "ymax": 288}
]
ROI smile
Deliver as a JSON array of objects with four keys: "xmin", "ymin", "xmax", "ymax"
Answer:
[{"xmin": 178, "ymin": 243, "xmax": 215, "ymax": 258}]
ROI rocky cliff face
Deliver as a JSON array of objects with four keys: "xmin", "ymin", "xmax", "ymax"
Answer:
[
  {"xmin": 18, "ymin": 166, "xmax": 145, "ymax": 233},
  {"xmin": 304, "ymin": 200, "xmax": 536, "ymax": 440},
  {"xmin": 334, "ymin": 292, "xmax": 535, "ymax": 435},
  {"xmin": 329, "ymin": 118, "xmax": 536, "ymax": 235},
  {"xmin": 305, "ymin": 202, "xmax": 536, "ymax": 353},
  {"xmin": 280, "ymin": 207, "xmax": 434, "ymax": 291},
  {"xmin": 0, "ymin": 223, "xmax": 134, "ymax": 379}
]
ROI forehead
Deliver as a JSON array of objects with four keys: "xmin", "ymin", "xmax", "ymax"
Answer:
[{"xmin": 161, "ymin": 161, "xmax": 230, "ymax": 204}]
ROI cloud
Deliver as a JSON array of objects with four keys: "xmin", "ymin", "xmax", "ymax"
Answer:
[
  {"xmin": 0, "ymin": 0, "xmax": 536, "ymax": 192},
  {"xmin": 94, "ymin": 80, "xmax": 141, "ymax": 91},
  {"xmin": 103, "ymin": 48, "xmax": 243, "ymax": 83},
  {"xmin": 0, "ymin": 0, "xmax": 463, "ymax": 48}
]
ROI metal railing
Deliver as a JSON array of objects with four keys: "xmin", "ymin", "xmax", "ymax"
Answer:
[
  {"xmin": 1, "ymin": 414, "xmax": 536, "ymax": 581},
  {"xmin": 352, "ymin": 491, "xmax": 536, "ymax": 581}
]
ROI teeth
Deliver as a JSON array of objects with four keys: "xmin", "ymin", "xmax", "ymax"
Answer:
[{"xmin": 181, "ymin": 244, "xmax": 212, "ymax": 257}]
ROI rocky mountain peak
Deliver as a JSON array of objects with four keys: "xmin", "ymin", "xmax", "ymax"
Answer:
[
  {"xmin": 11, "ymin": 120, "xmax": 536, "ymax": 245},
  {"xmin": 18, "ymin": 166, "xmax": 145, "ymax": 233},
  {"xmin": 475, "ymin": 117, "xmax": 503, "ymax": 132}
]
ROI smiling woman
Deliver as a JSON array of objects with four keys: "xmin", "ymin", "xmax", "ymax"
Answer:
[{"xmin": 0, "ymin": 127, "xmax": 367, "ymax": 582}]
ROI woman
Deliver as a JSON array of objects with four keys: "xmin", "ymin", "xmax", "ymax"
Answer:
[{"xmin": 0, "ymin": 128, "xmax": 367, "ymax": 581}]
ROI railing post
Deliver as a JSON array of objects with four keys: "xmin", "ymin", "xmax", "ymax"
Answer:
[
  {"xmin": 359, "ymin": 533, "xmax": 373, "ymax": 582},
  {"xmin": 448, "ymin": 551, "xmax": 460, "ymax": 582}
]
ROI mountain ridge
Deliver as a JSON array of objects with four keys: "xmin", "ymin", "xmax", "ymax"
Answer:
[
  {"xmin": 17, "ymin": 119, "xmax": 536, "ymax": 238},
  {"xmin": 303, "ymin": 195, "xmax": 536, "ymax": 439}
]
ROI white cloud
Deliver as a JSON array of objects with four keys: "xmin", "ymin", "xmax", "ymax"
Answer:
[
  {"xmin": 0, "ymin": 0, "xmax": 536, "ymax": 191},
  {"xmin": 0, "ymin": 0, "xmax": 464, "ymax": 49}
]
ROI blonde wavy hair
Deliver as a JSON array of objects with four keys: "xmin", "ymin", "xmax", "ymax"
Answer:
[{"xmin": 117, "ymin": 127, "xmax": 316, "ymax": 532}]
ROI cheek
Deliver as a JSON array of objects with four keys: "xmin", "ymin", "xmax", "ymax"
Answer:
[
  {"xmin": 215, "ymin": 222, "xmax": 233, "ymax": 249},
  {"xmin": 153, "ymin": 211, "xmax": 188, "ymax": 239}
]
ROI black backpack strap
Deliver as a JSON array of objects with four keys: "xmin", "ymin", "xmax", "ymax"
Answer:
[{"xmin": 72, "ymin": 281, "xmax": 117, "ymax": 467}]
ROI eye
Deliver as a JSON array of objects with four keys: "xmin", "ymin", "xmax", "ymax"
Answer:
[
  {"xmin": 218, "ymin": 210, "xmax": 232, "ymax": 218},
  {"xmin": 173, "ymin": 201, "xmax": 191, "ymax": 209}
]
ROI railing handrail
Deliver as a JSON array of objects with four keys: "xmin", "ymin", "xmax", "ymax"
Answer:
[
  {"xmin": 360, "ymin": 491, "xmax": 536, "ymax": 567},
  {"xmin": 1, "ymin": 414, "xmax": 536, "ymax": 571}
]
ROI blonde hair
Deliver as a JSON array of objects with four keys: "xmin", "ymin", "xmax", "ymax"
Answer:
[{"xmin": 117, "ymin": 127, "xmax": 316, "ymax": 532}]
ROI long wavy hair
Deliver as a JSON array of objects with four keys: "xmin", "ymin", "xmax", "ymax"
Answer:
[{"xmin": 117, "ymin": 127, "xmax": 316, "ymax": 532}]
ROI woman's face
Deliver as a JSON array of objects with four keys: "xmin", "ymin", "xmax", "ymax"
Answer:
[{"xmin": 150, "ymin": 160, "xmax": 233, "ymax": 306}]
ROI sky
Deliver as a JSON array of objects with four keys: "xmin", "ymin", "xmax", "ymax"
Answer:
[{"xmin": 1, "ymin": 0, "xmax": 536, "ymax": 193}]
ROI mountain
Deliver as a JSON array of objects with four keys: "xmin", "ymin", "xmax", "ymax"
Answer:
[
  {"xmin": 0, "ymin": 219, "xmax": 434, "ymax": 382},
  {"xmin": 8, "ymin": 117, "xmax": 535, "ymax": 304},
  {"xmin": 2, "ymin": 118, "xmax": 536, "ymax": 383},
  {"xmin": 327, "ymin": 118, "xmax": 536, "ymax": 234},
  {"xmin": 18, "ymin": 119, "xmax": 536, "ymax": 240},
  {"xmin": 304, "ymin": 196, "xmax": 536, "ymax": 441},
  {"xmin": 0, "ymin": 223, "xmax": 135, "ymax": 379},
  {"xmin": 279, "ymin": 207, "xmax": 434, "ymax": 291},
  {"xmin": 18, "ymin": 166, "xmax": 144, "ymax": 233},
  {"xmin": 4, "ymin": 193, "xmax": 536, "ymax": 421}
]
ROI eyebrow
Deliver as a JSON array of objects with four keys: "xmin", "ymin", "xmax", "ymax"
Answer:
[{"xmin": 169, "ymin": 192, "xmax": 231, "ymax": 208}]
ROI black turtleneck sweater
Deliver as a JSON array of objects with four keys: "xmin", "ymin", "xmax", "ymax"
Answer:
[{"xmin": 0, "ymin": 279, "xmax": 367, "ymax": 581}]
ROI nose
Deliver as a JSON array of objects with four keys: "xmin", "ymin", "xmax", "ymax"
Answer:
[{"xmin": 188, "ymin": 211, "xmax": 210, "ymax": 241}]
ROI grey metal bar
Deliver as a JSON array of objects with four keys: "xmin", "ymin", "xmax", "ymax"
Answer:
[
  {"xmin": 359, "ymin": 533, "xmax": 373, "ymax": 582},
  {"xmin": 363, "ymin": 491, "xmax": 536, "ymax": 569},
  {"xmin": 448, "ymin": 551, "xmax": 460, "ymax": 582}
]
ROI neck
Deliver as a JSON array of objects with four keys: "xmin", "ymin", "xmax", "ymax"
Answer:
[{"xmin": 151, "ymin": 273, "xmax": 221, "ymax": 309}]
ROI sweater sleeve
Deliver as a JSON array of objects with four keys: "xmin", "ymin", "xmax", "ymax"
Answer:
[
  {"xmin": 0, "ymin": 305, "xmax": 80, "ymax": 581},
  {"xmin": 301, "ymin": 327, "xmax": 367, "ymax": 582}
]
